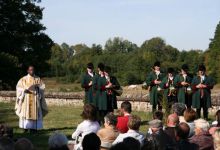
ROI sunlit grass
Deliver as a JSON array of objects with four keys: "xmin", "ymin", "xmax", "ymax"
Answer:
[{"xmin": 0, "ymin": 102, "xmax": 152, "ymax": 150}]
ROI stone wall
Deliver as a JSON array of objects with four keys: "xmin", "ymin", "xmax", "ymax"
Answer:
[{"xmin": 1, "ymin": 91, "xmax": 220, "ymax": 112}]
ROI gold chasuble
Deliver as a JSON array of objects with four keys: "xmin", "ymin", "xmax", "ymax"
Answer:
[{"xmin": 15, "ymin": 74, "xmax": 48, "ymax": 129}]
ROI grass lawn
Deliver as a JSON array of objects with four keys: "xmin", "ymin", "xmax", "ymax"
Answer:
[{"xmin": 0, "ymin": 102, "xmax": 152, "ymax": 150}]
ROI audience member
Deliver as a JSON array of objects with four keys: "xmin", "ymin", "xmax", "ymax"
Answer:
[
  {"xmin": 209, "ymin": 110, "xmax": 220, "ymax": 135},
  {"xmin": 146, "ymin": 119, "xmax": 176, "ymax": 150},
  {"xmin": 213, "ymin": 128, "xmax": 220, "ymax": 150},
  {"xmin": 153, "ymin": 111, "xmax": 164, "ymax": 121},
  {"xmin": 113, "ymin": 115, "xmax": 145, "ymax": 146},
  {"xmin": 0, "ymin": 137, "xmax": 14, "ymax": 150},
  {"xmin": 184, "ymin": 108, "xmax": 196, "ymax": 137},
  {"xmin": 0, "ymin": 124, "xmax": 13, "ymax": 139},
  {"xmin": 109, "ymin": 142, "xmax": 129, "ymax": 150},
  {"xmin": 15, "ymin": 138, "xmax": 34, "ymax": 150},
  {"xmin": 97, "ymin": 113, "xmax": 119, "ymax": 150},
  {"xmin": 175, "ymin": 122, "xmax": 198, "ymax": 150},
  {"xmin": 164, "ymin": 113, "xmax": 179, "ymax": 140},
  {"xmin": 82, "ymin": 133, "xmax": 101, "ymax": 150},
  {"xmin": 123, "ymin": 137, "xmax": 141, "ymax": 150},
  {"xmin": 116, "ymin": 101, "xmax": 132, "ymax": 133},
  {"xmin": 72, "ymin": 104, "xmax": 100, "ymax": 149},
  {"xmin": 172, "ymin": 103, "xmax": 186, "ymax": 123},
  {"xmin": 189, "ymin": 119, "xmax": 214, "ymax": 150},
  {"xmin": 48, "ymin": 132, "xmax": 69, "ymax": 150}
]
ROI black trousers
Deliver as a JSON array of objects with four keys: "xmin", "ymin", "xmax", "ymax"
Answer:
[
  {"xmin": 196, "ymin": 97, "xmax": 208, "ymax": 119},
  {"xmin": 185, "ymin": 94, "xmax": 192, "ymax": 108}
]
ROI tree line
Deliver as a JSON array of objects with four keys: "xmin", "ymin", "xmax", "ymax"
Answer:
[{"xmin": 0, "ymin": 0, "xmax": 220, "ymax": 89}]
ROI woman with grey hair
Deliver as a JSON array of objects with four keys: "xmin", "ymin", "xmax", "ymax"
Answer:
[
  {"xmin": 189, "ymin": 119, "xmax": 214, "ymax": 150},
  {"xmin": 48, "ymin": 132, "xmax": 69, "ymax": 150},
  {"xmin": 97, "ymin": 113, "xmax": 119, "ymax": 150}
]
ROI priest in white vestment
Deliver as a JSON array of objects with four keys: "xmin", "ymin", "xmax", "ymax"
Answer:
[{"xmin": 15, "ymin": 66, "xmax": 48, "ymax": 132}]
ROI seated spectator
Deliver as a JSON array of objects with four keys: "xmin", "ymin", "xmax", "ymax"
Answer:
[
  {"xmin": 72, "ymin": 104, "xmax": 100, "ymax": 149},
  {"xmin": 164, "ymin": 113, "xmax": 179, "ymax": 140},
  {"xmin": 110, "ymin": 137, "xmax": 140, "ymax": 150},
  {"xmin": 183, "ymin": 108, "xmax": 197, "ymax": 137},
  {"xmin": 116, "ymin": 101, "xmax": 132, "ymax": 133},
  {"xmin": 123, "ymin": 137, "xmax": 141, "ymax": 150},
  {"xmin": 209, "ymin": 110, "xmax": 220, "ymax": 135},
  {"xmin": 175, "ymin": 122, "xmax": 198, "ymax": 150},
  {"xmin": 189, "ymin": 119, "xmax": 214, "ymax": 150},
  {"xmin": 0, "ymin": 124, "xmax": 13, "ymax": 139},
  {"xmin": 146, "ymin": 119, "xmax": 176, "ymax": 150},
  {"xmin": 110, "ymin": 142, "xmax": 129, "ymax": 150},
  {"xmin": 153, "ymin": 111, "xmax": 164, "ymax": 121},
  {"xmin": 97, "ymin": 113, "xmax": 119, "ymax": 150},
  {"xmin": 113, "ymin": 115, "xmax": 145, "ymax": 146},
  {"xmin": 82, "ymin": 133, "xmax": 101, "ymax": 150},
  {"xmin": 213, "ymin": 128, "xmax": 220, "ymax": 150},
  {"xmin": 0, "ymin": 137, "xmax": 15, "ymax": 150},
  {"xmin": 48, "ymin": 132, "xmax": 69, "ymax": 150},
  {"xmin": 172, "ymin": 103, "xmax": 186, "ymax": 123},
  {"xmin": 15, "ymin": 138, "xmax": 34, "ymax": 150}
]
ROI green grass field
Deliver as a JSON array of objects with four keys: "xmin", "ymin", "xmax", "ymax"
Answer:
[{"xmin": 0, "ymin": 102, "xmax": 152, "ymax": 150}]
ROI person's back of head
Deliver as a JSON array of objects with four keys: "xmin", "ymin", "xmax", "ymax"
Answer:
[
  {"xmin": 104, "ymin": 113, "xmax": 118, "ymax": 127},
  {"xmin": 121, "ymin": 101, "xmax": 132, "ymax": 114},
  {"xmin": 48, "ymin": 132, "xmax": 68, "ymax": 150},
  {"xmin": 15, "ymin": 138, "xmax": 34, "ymax": 150},
  {"xmin": 123, "ymin": 137, "xmax": 140, "ymax": 150},
  {"xmin": 175, "ymin": 122, "xmax": 190, "ymax": 140},
  {"xmin": 213, "ymin": 128, "xmax": 220, "ymax": 150},
  {"xmin": 167, "ymin": 113, "xmax": 179, "ymax": 127},
  {"xmin": 82, "ymin": 133, "xmax": 101, "ymax": 150},
  {"xmin": 0, "ymin": 124, "xmax": 13, "ymax": 139},
  {"xmin": 153, "ymin": 111, "xmax": 163, "ymax": 121},
  {"xmin": 183, "ymin": 108, "xmax": 197, "ymax": 122},
  {"xmin": 194, "ymin": 118, "xmax": 210, "ymax": 133},
  {"xmin": 81, "ymin": 104, "xmax": 97, "ymax": 121},
  {"xmin": 0, "ymin": 137, "xmax": 14, "ymax": 150},
  {"xmin": 128, "ymin": 115, "xmax": 141, "ymax": 131},
  {"xmin": 110, "ymin": 142, "xmax": 129, "ymax": 150},
  {"xmin": 172, "ymin": 103, "xmax": 186, "ymax": 116}
]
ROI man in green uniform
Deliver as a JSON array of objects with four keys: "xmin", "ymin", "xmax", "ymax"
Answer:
[
  {"xmin": 191, "ymin": 64, "xmax": 215, "ymax": 119},
  {"xmin": 81, "ymin": 63, "xmax": 95, "ymax": 104},
  {"xmin": 160, "ymin": 67, "xmax": 177, "ymax": 109},
  {"xmin": 93, "ymin": 63, "xmax": 109, "ymax": 123},
  {"xmin": 104, "ymin": 66, "xmax": 121, "ymax": 112},
  {"xmin": 146, "ymin": 61, "xmax": 165, "ymax": 112},
  {"xmin": 174, "ymin": 64, "xmax": 193, "ymax": 108}
]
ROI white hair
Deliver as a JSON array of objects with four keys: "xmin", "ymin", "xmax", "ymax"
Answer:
[
  {"xmin": 194, "ymin": 119, "xmax": 210, "ymax": 131},
  {"xmin": 48, "ymin": 131, "xmax": 68, "ymax": 149}
]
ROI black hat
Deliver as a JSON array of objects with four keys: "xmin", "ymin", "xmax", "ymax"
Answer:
[
  {"xmin": 87, "ymin": 63, "xmax": 94, "ymax": 69},
  {"xmin": 198, "ymin": 64, "xmax": 206, "ymax": 72},
  {"xmin": 181, "ymin": 64, "xmax": 189, "ymax": 72},
  {"xmin": 154, "ymin": 61, "xmax": 161, "ymax": 67},
  {"xmin": 98, "ymin": 63, "xmax": 105, "ymax": 71},
  {"xmin": 167, "ymin": 67, "xmax": 175, "ymax": 74}
]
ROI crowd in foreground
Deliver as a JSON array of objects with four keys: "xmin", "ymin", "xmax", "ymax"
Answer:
[{"xmin": 1, "ymin": 102, "xmax": 220, "ymax": 150}]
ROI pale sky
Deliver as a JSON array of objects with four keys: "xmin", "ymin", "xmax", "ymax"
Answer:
[{"xmin": 39, "ymin": 0, "xmax": 220, "ymax": 50}]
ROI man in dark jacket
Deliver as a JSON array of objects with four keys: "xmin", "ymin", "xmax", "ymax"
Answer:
[
  {"xmin": 175, "ymin": 122, "xmax": 198, "ymax": 150},
  {"xmin": 146, "ymin": 119, "xmax": 176, "ymax": 150}
]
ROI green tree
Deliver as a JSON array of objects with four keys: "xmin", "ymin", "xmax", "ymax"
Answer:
[
  {"xmin": 104, "ymin": 37, "xmax": 138, "ymax": 53},
  {"xmin": 207, "ymin": 21, "xmax": 220, "ymax": 82},
  {"xmin": 0, "ymin": 0, "xmax": 53, "ymax": 77}
]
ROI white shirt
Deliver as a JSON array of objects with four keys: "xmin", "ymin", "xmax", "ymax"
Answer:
[
  {"xmin": 72, "ymin": 120, "xmax": 100, "ymax": 139},
  {"xmin": 112, "ymin": 129, "xmax": 145, "ymax": 146}
]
